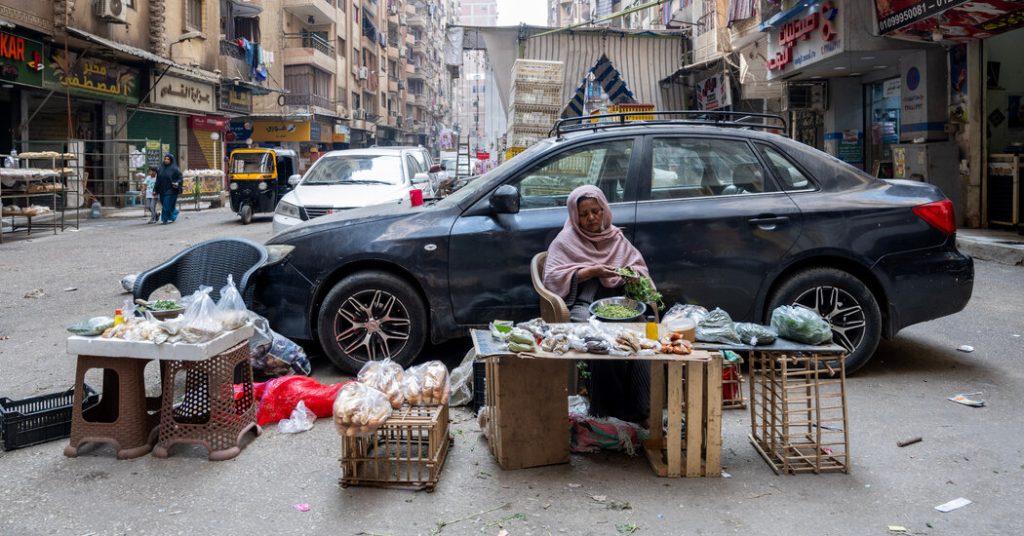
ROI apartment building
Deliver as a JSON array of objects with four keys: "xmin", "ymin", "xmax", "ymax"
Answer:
[{"xmin": 455, "ymin": 0, "xmax": 503, "ymax": 152}]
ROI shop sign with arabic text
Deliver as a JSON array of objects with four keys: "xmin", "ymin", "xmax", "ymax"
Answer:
[
  {"xmin": 44, "ymin": 48, "xmax": 140, "ymax": 103},
  {"xmin": 150, "ymin": 73, "xmax": 216, "ymax": 113},
  {"xmin": 0, "ymin": 30, "xmax": 44, "ymax": 88}
]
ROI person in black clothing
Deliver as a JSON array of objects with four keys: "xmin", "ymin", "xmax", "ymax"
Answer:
[{"xmin": 154, "ymin": 153, "xmax": 183, "ymax": 224}]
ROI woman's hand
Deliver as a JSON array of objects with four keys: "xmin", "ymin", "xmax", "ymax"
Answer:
[{"xmin": 579, "ymin": 265, "xmax": 620, "ymax": 282}]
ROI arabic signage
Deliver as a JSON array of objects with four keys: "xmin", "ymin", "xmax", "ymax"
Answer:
[
  {"xmin": 44, "ymin": 49, "xmax": 141, "ymax": 104},
  {"xmin": 695, "ymin": 73, "xmax": 732, "ymax": 111},
  {"xmin": 0, "ymin": 31, "xmax": 44, "ymax": 88},
  {"xmin": 875, "ymin": 0, "xmax": 970, "ymax": 34},
  {"xmin": 227, "ymin": 120, "xmax": 254, "ymax": 142},
  {"xmin": 881, "ymin": 0, "xmax": 1024, "ymax": 40},
  {"xmin": 218, "ymin": 84, "xmax": 253, "ymax": 114},
  {"xmin": 250, "ymin": 120, "xmax": 313, "ymax": 142},
  {"xmin": 189, "ymin": 115, "xmax": 227, "ymax": 131},
  {"xmin": 766, "ymin": 1, "xmax": 843, "ymax": 79},
  {"xmin": 151, "ymin": 73, "xmax": 216, "ymax": 113}
]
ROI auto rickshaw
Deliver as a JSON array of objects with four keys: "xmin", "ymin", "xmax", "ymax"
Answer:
[{"xmin": 227, "ymin": 148, "xmax": 301, "ymax": 224}]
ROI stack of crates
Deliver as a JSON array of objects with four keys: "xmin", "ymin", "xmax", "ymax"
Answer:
[{"xmin": 506, "ymin": 60, "xmax": 564, "ymax": 150}]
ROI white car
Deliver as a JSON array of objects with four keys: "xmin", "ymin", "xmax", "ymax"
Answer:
[{"xmin": 272, "ymin": 148, "xmax": 435, "ymax": 234}]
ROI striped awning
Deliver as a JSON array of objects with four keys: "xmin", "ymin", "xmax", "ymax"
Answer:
[{"xmin": 563, "ymin": 55, "xmax": 636, "ymax": 118}]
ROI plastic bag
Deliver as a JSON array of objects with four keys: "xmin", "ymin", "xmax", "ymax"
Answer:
[
  {"xmin": 401, "ymin": 360, "xmax": 450, "ymax": 406},
  {"xmin": 663, "ymin": 304, "xmax": 708, "ymax": 326},
  {"xmin": 246, "ymin": 313, "xmax": 311, "ymax": 377},
  {"xmin": 695, "ymin": 308, "xmax": 742, "ymax": 345},
  {"xmin": 333, "ymin": 382, "xmax": 393, "ymax": 437},
  {"xmin": 357, "ymin": 358, "xmax": 406, "ymax": 409},
  {"xmin": 67, "ymin": 316, "xmax": 115, "ymax": 336},
  {"xmin": 237, "ymin": 376, "xmax": 352, "ymax": 426},
  {"xmin": 771, "ymin": 305, "xmax": 833, "ymax": 345},
  {"xmin": 120, "ymin": 274, "xmax": 137, "ymax": 293},
  {"xmin": 448, "ymin": 349, "xmax": 476, "ymax": 407},
  {"xmin": 216, "ymin": 275, "xmax": 249, "ymax": 330},
  {"xmin": 568, "ymin": 395, "xmax": 590, "ymax": 417},
  {"xmin": 734, "ymin": 322, "xmax": 778, "ymax": 346},
  {"xmin": 179, "ymin": 286, "xmax": 223, "ymax": 342},
  {"xmin": 277, "ymin": 400, "xmax": 316, "ymax": 434}
]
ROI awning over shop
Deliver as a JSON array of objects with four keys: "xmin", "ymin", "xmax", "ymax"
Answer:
[
  {"xmin": 758, "ymin": 0, "xmax": 818, "ymax": 32},
  {"xmin": 460, "ymin": 26, "xmax": 684, "ymax": 115},
  {"xmin": 65, "ymin": 27, "xmax": 183, "ymax": 68}
]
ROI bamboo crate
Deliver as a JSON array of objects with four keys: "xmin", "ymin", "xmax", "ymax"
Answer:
[
  {"xmin": 339, "ymin": 404, "xmax": 452, "ymax": 491},
  {"xmin": 748, "ymin": 352, "xmax": 849, "ymax": 474}
]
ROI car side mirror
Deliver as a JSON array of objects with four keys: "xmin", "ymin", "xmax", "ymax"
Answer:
[
  {"xmin": 429, "ymin": 164, "xmax": 442, "ymax": 173},
  {"xmin": 287, "ymin": 174, "xmax": 302, "ymax": 186},
  {"xmin": 489, "ymin": 184, "xmax": 520, "ymax": 214},
  {"xmin": 439, "ymin": 163, "xmax": 447, "ymax": 171},
  {"xmin": 413, "ymin": 172, "xmax": 431, "ymax": 185}
]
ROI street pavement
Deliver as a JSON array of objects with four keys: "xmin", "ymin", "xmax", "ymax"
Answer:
[{"xmin": 1, "ymin": 208, "xmax": 1023, "ymax": 536}]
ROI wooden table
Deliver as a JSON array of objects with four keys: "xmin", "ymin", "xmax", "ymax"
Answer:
[{"xmin": 472, "ymin": 327, "xmax": 723, "ymax": 478}]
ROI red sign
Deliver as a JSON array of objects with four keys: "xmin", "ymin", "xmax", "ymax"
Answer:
[
  {"xmin": 768, "ymin": 3, "xmax": 838, "ymax": 72},
  {"xmin": 476, "ymin": 151, "xmax": 490, "ymax": 160},
  {"xmin": 189, "ymin": 116, "xmax": 227, "ymax": 131},
  {"xmin": 885, "ymin": 0, "xmax": 1024, "ymax": 41}
]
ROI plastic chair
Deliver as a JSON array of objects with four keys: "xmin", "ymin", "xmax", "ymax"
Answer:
[
  {"xmin": 133, "ymin": 237, "xmax": 268, "ymax": 306},
  {"xmin": 530, "ymin": 252, "xmax": 569, "ymax": 323}
]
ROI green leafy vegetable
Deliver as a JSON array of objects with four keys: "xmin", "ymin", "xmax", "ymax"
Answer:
[
  {"xmin": 593, "ymin": 303, "xmax": 642, "ymax": 319},
  {"xmin": 617, "ymin": 267, "xmax": 663, "ymax": 310}
]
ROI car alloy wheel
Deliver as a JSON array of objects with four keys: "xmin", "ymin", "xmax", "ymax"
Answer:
[
  {"xmin": 333, "ymin": 289, "xmax": 411, "ymax": 362},
  {"xmin": 792, "ymin": 286, "xmax": 866, "ymax": 355}
]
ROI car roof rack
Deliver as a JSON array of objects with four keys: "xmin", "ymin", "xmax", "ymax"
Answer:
[{"xmin": 550, "ymin": 110, "xmax": 788, "ymax": 138}]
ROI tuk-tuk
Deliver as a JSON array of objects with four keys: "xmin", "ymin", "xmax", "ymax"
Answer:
[{"xmin": 227, "ymin": 148, "xmax": 300, "ymax": 224}]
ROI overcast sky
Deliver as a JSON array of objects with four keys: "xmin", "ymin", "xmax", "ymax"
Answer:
[{"xmin": 496, "ymin": 0, "xmax": 548, "ymax": 26}]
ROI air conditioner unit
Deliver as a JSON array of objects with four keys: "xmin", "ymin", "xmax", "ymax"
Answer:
[
  {"xmin": 353, "ymin": 109, "xmax": 366, "ymax": 120},
  {"xmin": 784, "ymin": 82, "xmax": 828, "ymax": 112},
  {"xmin": 399, "ymin": 48, "xmax": 406, "ymax": 58},
  {"xmin": 94, "ymin": 0, "xmax": 128, "ymax": 23},
  {"xmin": 399, "ymin": 14, "xmax": 408, "ymax": 24},
  {"xmin": 398, "ymin": 80, "xmax": 405, "ymax": 90},
  {"xmin": 389, "ymin": 4, "xmax": 398, "ymax": 15},
  {"xmin": 358, "ymin": 67, "xmax": 369, "ymax": 80}
]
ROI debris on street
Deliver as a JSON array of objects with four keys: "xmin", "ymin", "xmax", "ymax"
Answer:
[
  {"xmin": 935, "ymin": 497, "xmax": 972, "ymax": 513},
  {"xmin": 897, "ymin": 437, "xmax": 923, "ymax": 448},
  {"xmin": 949, "ymin": 393, "xmax": 986, "ymax": 408},
  {"xmin": 957, "ymin": 345, "xmax": 975, "ymax": 353}
]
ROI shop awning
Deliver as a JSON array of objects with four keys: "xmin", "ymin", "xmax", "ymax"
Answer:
[
  {"xmin": 757, "ymin": 0, "xmax": 818, "ymax": 32},
  {"xmin": 66, "ymin": 27, "xmax": 184, "ymax": 68},
  {"xmin": 226, "ymin": 78, "xmax": 286, "ymax": 96}
]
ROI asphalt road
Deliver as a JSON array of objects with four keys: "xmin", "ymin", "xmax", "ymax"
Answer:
[{"xmin": 1, "ymin": 208, "xmax": 1022, "ymax": 536}]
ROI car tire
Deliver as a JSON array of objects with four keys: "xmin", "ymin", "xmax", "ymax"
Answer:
[
  {"xmin": 240, "ymin": 204, "xmax": 253, "ymax": 225},
  {"xmin": 317, "ymin": 271, "xmax": 427, "ymax": 374},
  {"xmin": 766, "ymin": 268, "xmax": 881, "ymax": 374}
]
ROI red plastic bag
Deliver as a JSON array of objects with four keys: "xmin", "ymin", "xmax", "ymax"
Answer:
[{"xmin": 235, "ymin": 376, "xmax": 353, "ymax": 426}]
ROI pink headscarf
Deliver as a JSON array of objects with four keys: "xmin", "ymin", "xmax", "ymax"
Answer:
[{"xmin": 543, "ymin": 185, "xmax": 649, "ymax": 298}]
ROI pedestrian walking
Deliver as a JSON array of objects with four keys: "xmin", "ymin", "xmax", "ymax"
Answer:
[
  {"xmin": 142, "ymin": 166, "xmax": 159, "ymax": 223},
  {"xmin": 154, "ymin": 153, "xmax": 183, "ymax": 224}
]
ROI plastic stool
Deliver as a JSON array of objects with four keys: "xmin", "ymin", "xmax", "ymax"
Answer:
[
  {"xmin": 64, "ymin": 355, "xmax": 160, "ymax": 459},
  {"xmin": 125, "ymin": 191, "xmax": 142, "ymax": 207},
  {"xmin": 153, "ymin": 342, "xmax": 260, "ymax": 461}
]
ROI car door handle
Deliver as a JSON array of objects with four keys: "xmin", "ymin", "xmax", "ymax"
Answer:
[{"xmin": 748, "ymin": 215, "xmax": 790, "ymax": 229}]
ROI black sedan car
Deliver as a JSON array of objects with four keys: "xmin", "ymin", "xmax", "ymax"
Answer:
[{"xmin": 255, "ymin": 116, "xmax": 973, "ymax": 374}]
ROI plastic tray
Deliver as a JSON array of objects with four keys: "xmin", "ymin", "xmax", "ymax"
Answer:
[
  {"xmin": 1, "ymin": 385, "xmax": 99, "ymax": 451},
  {"xmin": 66, "ymin": 325, "xmax": 254, "ymax": 361}
]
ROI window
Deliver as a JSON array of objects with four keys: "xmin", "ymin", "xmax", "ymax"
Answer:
[
  {"xmin": 648, "ymin": 138, "xmax": 766, "ymax": 200},
  {"xmin": 234, "ymin": 17, "xmax": 260, "ymax": 42},
  {"xmin": 508, "ymin": 139, "xmax": 634, "ymax": 210},
  {"xmin": 304, "ymin": 155, "xmax": 404, "ymax": 185},
  {"xmin": 187, "ymin": 0, "xmax": 204, "ymax": 31},
  {"xmin": 405, "ymin": 155, "xmax": 420, "ymax": 180},
  {"xmin": 758, "ymin": 144, "xmax": 812, "ymax": 191}
]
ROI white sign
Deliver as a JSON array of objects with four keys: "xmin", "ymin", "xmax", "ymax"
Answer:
[
  {"xmin": 766, "ymin": 3, "xmax": 844, "ymax": 80},
  {"xmin": 150, "ymin": 73, "xmax": 216, "ymax": 113},
  {"xmin": 695, "ymin": 73, "xmax": 732, "ymax": 110},
  {"xmin": 883, "ymin": 78, "xmax": 901, "ymax": 99}
]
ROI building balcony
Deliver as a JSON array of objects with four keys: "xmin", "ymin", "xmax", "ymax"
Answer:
[
  {"xmin": 411, "ymin": 40, "xmax": 427, "ymax": 56},
  {"xmin": 407, "ymin": 14, "xmax": 425, "ymax": 27},
  {"xmin": 404, "ymin": 62, "xmax": 415, "ymax": 75},
  {"xmin": 284, "ymin": 93, "xmax": 334, "ymax": 110},
  {"xmin": 412, "ymin": 93, "xmax": 428, "ymax": 107},
  {"xmin": 404, "ymin": 3, "xmax": 416, "ymax": 16},
  {"xmin": 388, "ymin": 76, "xmax": 399, "ymax": 93},
  {"xmin": 387, "ymin": 43, "xmax": 399, "ymax": 60},
  {"xmin": 283, "ymin": 34, "xmax": 337, "ymax": 74},
  {"xmin": 404, "ymin": 33, "xmax": 415, "ymax": 46},
  {"xmin": 283, "ymin": 0, "xmax": 337, "ymax": 24},
  {"xmin": 219, "ymin": 40, "xmax": 253, "ymax": 81}
]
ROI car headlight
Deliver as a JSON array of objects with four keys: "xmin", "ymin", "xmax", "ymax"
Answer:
[
  {"xmin": 264, "ymin": 244, "xmax": 296, "ymax": 266},
  {"xmin": 258, "ymin": 181, "xmax": 268, "ymax": 190},
  {"xmin": 276, "ymin": 201, "xmax": 301, "ymax": 219},
  {"xmin": 229, "ymin": 182, "xmax": 238, "ymax": 190}
]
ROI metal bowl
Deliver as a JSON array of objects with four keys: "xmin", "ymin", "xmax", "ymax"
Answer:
[
  {"xmin": 136, "ymin": 308, "xmax": 184, "ymax": 320},
  {"xmin": 589, "ymin": 297, "xmax": 647, "ymax": 322}
]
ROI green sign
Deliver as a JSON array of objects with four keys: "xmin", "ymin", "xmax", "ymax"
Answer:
[
  {"xmin": 43, "ymin": 48, "xmax": 141, "ymax": 104},
  {"xmin": 0, "ymin": 31, "xmax": 44, "ymax": 88}
]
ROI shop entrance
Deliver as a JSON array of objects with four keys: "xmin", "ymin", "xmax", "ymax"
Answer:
[
  {"xmin": 983, "ymin": 28, "xmax": 1024, "ymax": 229},
  {"xmin": 865, "ymin": 79, "xmax": 901, "ymax": 177}
]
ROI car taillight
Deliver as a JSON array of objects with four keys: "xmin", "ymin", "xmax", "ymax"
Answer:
[{"xmin": 913, "ymin": 199, "xmax": 956, "ymax": 235}]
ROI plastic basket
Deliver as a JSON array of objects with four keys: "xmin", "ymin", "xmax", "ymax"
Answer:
[
  {"xmin": 512, "ymin": 60, "xmax": 565, "ymax": 84},
  {"xmin": 510, "ymin": 83, "xmax": 562, "ymax": 109},
  {"xmin": 1, "ymin": 385, "xmax": 99, "ymax": 451},
  {"xmin": 508, "ymin": 109, "xmax": 559, "ymax": 130},
  {"xmin": 609, "ymin": 103, "xmax": 656, "ymax": 121},
  {"xmin": 504, "ymin": 147, "xmax": 527, "ymax": 161}
]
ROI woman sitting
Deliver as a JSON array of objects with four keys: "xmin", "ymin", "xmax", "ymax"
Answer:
[{"xmin": 543, "ymin": 185, "xmax": 652, "ymax": 424}]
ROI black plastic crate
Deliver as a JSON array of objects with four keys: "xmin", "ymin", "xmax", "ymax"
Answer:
[
  {"xmin": 472, "ymin": 360, "xmax": 487, "ymax": 415},
  {"xmin": 0, "ymin": 385, "xmax": 99, "ymax": 451}
]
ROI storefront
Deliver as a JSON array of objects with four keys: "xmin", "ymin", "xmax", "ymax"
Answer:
[
  {"xmin": 876, "ymin": 0, "xmax": 1024, "ymax": 228},
  {"xmin": 187, "ymin": 116, "xmax": 228, "ymax": 172},
  {"xmin": 247, "ymin": 118, "xmax": 334, "ymax": 171}
]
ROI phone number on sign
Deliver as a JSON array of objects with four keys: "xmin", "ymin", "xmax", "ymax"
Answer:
[{"xmin": 879, "ymin": 5, "xmax": 927, "ymax": 33}]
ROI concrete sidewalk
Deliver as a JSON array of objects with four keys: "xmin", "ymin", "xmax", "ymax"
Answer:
[{"xmin": 957, "ymin": 228, "xmax": 1024, "ymax": 266}]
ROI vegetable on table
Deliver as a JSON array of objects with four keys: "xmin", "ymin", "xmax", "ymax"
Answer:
[
  {"xmin": 617, "ymin": 267, "xmax": 663, "ymax": 311},
  {"xmin": 593, "ymin": 303, "xmax": 641, "ymax": 319}
]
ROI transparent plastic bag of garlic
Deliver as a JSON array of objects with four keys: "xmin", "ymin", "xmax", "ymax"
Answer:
[{"xmin": 332, "ymin": 382, "xmax": 393, "ymax": 437}]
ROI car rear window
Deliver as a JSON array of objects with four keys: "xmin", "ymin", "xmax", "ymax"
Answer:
[
  {"xmin": 302, "ymin": 155, "xmax": 405, "ymax": 185},
  {"xmin": 648, "ymin": 138, "xmax": 767, "ymax": 200}
]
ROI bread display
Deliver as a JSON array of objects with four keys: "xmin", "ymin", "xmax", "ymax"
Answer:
[
  {"xmin": 401, "ymin": 360, "xmax": 450, "ymax": 406},
  {"xmin": 357, "ymin": 358, "xmax": 405, "ymax": 409},
  {"xmin": 333, "ymin": 382, "xmax": 393, "ymax": 437}
]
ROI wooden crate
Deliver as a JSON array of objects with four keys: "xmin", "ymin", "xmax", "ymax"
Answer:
[
  {"xmin": 644, "ymin": 355, "xmax": 723, "ymax": 477},
  {"xmin": 484, "ymin": 356, "xmax": 570, "ymax": 470},
  {"xmin": 339, "ymin": 404, "xmax": 452, "ymax": 491},
  {"xmin": 682, "ymin": 359, "xmax": 744, "ymax": 410},
  {"xmin": 748, "ymin": 352, "xmax": 849, "ymax": 474}
]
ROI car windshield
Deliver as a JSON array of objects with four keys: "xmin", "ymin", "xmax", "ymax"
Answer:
[
  {"xmin": 231, "ymin": 152, "xmax": 274, "ymax": 174},
  {"xmin": 302, "ymin": 155, "xmax": 404, "ymax": 186},
  {"xmin": 440, "ymin": 141, "xmax": 553, "ymax": 206}
]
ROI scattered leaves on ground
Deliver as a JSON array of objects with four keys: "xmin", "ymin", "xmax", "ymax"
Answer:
[{"xmin": 616, "ymin": 523, "xmax": 639, "ymax": 534}]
